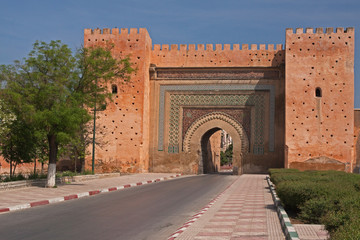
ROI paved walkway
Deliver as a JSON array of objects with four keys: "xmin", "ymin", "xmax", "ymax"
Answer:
[
  {"xmin": 0, "ymin": 173, "xmax": 183, "ymax": 212},
  {"xmin": 1, "ymin": 173, "xmax": 328, "ymax": 239},
  {"xmin": 170, "ymin": 174, "xmax": 285, "ymax": 240}
]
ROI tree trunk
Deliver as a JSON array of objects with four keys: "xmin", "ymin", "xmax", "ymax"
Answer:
[
  {"xmin": 9, "ymin": 160, "xmax": 13, "ymax": 178},
  {"xmin": 12, "ymin": 163, "xmax": 17, "ymax": 176},
  {"xmin": 80, "ymin": 154, "xmax": 85, "ymax": 173},
  {"xmin": 46, "ymin": 134, "xmax": 58, "ymax": 187},
  {"xmin": 33, "ymin": 158, "xmax": 37, "ymax": 175}
]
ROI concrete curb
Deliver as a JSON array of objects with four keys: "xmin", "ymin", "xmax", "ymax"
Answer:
[
  {"xmin": 266, "ymin": 176, "xmax": 300, "ymax": 240},
  {"xmin": 0, "ymin": 174, "xmax": 183, "ymax": 214},
  {"xmin": 0, "ymin": 173, "xmax": 122, "ymax": 191},
  {"xmin": 167, "ymin": 177, "xmax": 237, "ymax": 240}
]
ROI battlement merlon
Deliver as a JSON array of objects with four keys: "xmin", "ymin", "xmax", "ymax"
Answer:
[
  {"xmin": 84, "ymin": 27, "xmax": 284, "ymax": 52},
  {"xmin": 84, "ymin": 28, "xmax": 152, "ymax": 48},
  {"xmin": 286, "ymin": 27, "xmax": 354, "ymax": 34},
  {"xmin": 84, "ymin": 27, "xmax": 150, "ymax": 36},
  {"xmin": 152, "ymin": 43, "xmax": 283, "ymax": 52}
]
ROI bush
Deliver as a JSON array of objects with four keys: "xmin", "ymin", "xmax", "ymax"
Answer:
[
  {"xmin": 58, "ymin": 171, "xmax": 78, "ymax": 177},
  {"xmin": 269, "ymin": 169, "xmax": 360, "ymax": 239},
  {"xmin": 2, "ymin": 173, "xmax": 26, "ymax": 182},
  {"xmin": 28, "ymin": 172, "xmax": 47, "ymax": 180},
  {"xmin": 331, "ymin": 217, "xmax": 360, "ymax": 240}
]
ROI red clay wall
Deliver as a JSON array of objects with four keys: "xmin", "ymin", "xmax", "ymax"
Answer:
[
  {"xmin": 285, "ymin": 27, "xmax": 355, "ymax": 172},
  {"xmin": 84, "ymin": 28, "xmax": 152, "ymax": 173},
  {"xmin": 354, "ymin": 109, "xmax": 360, "ymax": 173},
  {"xmin": 151, "ymin": 43, "xmax": 284, "ymax": 67}
]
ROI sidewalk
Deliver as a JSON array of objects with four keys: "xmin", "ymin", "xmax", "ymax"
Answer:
[
  {"xmin": 0, "ymin": 173, "xmax": 183, "ymax": 213},
  {"xmin": 169, "ymin": 174, "xmax": 285, "ymax": 240}
]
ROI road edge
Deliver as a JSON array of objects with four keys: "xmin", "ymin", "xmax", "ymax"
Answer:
[
  {"xmin": 266, "ymin": 176, "xmax": 300, "ymax": 240},
  {"xmin": 0, "ymin": 174, "xmax": 183, "ymax": 214}
]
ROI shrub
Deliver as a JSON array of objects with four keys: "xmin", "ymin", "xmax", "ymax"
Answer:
[
  {"xmin": 28, "ymin": 172, "xmax": 47, "ymax": 180},
  {"xmin": 299, "ymin": 197, "xmax": 333, "ymax": 223},
  {"xmin": 59, "ymin": 171, "xmax": 77, "ymax": 177},
  {"xmin": 2, "ymin": 173, "xmax": 26, "ymax": 182},
  {"xmin": 269, "ymin": 169, "xmax": 360, "ymax": 239},
  {"xmin": 331, "ymin": 217, "xmax": 360, "ymax": 240}
]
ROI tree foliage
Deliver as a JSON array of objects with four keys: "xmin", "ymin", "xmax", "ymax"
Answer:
[
  {"xmin": 0, "ymin": 40, "xmax": 134, "ymax": 186},
  {"xmin": 220, "ymin": 143, "xmax": 233, "ymax": 166}
]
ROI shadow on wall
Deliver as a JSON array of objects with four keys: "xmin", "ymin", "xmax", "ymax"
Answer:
[{"xmin": 201, "ymin": 128, "xmax": 221, "ymax": 174}]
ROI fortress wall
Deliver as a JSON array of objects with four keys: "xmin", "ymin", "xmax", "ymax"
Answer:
[
  {"xmin": 84, "ymin": 28, "xmax": 152, "ymax": 173},
  {"xmin": 151, "ymin": 43, "xmax": 284, "ymax": 67},
  {"xmin": 285, "ymin": 27, "xmax": 355, "ymax": 172},
  {"xmin": 354, "ymin": 109, "xmax": 360, "ymax": 173}
]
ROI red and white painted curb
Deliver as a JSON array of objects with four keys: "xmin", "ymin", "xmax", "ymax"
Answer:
[
  {"xmin": 167, "ymin": 177, "xmax": 237, "ymax": 240},
  {"xmin": 0, "ymin": 174, "xmax": 183, "ymax": 214}
]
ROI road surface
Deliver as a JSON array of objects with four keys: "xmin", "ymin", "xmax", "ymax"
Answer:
[{"xmin": 0, "ymin": 174, "xmax": 236, "ymax": 240}]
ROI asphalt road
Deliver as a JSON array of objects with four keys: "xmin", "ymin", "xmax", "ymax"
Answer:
[{"xmin": 0, "ymin": 174, "xmax": 237, "ymax": 240}]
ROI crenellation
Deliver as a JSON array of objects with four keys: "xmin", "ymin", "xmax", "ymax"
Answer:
[
  {"xmin": 171, "ymin": 44, "xmax": 178, "ymax": 51},
  {"xmin": 94, "ymin": 28, "xmax": 101, "ymax": 34},
  {"xmin": 296, "ymin": 28, "xmax": 303, "ymax": 34},
  {"xmin": 139, "ymin": 28, "xmax": 147, "ymax": 34},
  {"xmin": 326, "ymin": 27, "xmax": 334, "ymax": 34},
  {"xmin": 306, "ymin": 28, "xmax": 313, "ymax": 34},
  {"xmin": 215, "ymin": 44, "xmax": 222, "ymax": 51},
  {"xmin": 336, "ymin": 27, "xmax": 344, "ymax": 33},
  {"xmin": 130, "ymin": 28, "xmax": 138, "ymax": 35},
  {"xmin": 112, "ymin": 28, "xmax": 119, "ymax": 35},
  {"xmin": 84, "ymin": 28, "xmax": 93, "ymax": 34},
  {"xmin": 286, "ymin": 27, "xmax": 355, "ymax": 36},
  {"xmin": 286, "ymin": 28, "xmax": 293, "ymax": 34},
  {"xmin": 148, "ymin": 43, "xmax": 285, "ymax": 52},
  {"xmin": 316, "ymin": 28, "xmax": 323, "ymax": 34},
  {"xmin": 345, "ymin": 27, "xmax": 354, "ymax": 33},
  {"xmin": 103, "ymin": 28, "xmax": 110, "ymax": 34},
  {"xmin": 121, "ymin": 28, "xmax": 128, "ymax": 34},
  {"xmin": 162, "ymin": 44, "xmax": 169, "ymax": 51},
  {"xmin": 153, "ymin": 44, "xmax": 160, "ymax": 51}
]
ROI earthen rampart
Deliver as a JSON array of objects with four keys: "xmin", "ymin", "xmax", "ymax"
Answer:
[{"xmin": 285, "ymin": 27, "xmax": 355, "ymax": 172}]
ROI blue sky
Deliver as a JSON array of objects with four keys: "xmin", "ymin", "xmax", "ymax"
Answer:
[{"xmin": 1, "ymin": 0, "xmax": 359, "ymax": 107}]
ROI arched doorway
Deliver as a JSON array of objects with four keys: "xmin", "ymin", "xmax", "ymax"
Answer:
[
  {"xmin": 183, "ymin": 112, "xmax": 249, "ymax": 174},
  {"xmin": 200, "ymin": 127, "xmax": 222, "ymax": 174}
]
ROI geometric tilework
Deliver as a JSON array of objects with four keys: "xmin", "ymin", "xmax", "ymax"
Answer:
[
  {"xmin": 168, "ymin": 94, "xmax": 264, "ymax": 154},
  {"xmin": 158, "ymin": 84, "xmax": 275, "ymax": 153}
]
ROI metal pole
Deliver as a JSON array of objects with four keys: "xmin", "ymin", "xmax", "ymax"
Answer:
[{"xmin": 91, "ymin": 81, "xmax": 97, "ymax": 174}]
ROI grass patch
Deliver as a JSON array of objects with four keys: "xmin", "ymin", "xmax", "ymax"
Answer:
[{"xmin": 269, "ymin": 169, "xmax": 360, "ymax": 240}]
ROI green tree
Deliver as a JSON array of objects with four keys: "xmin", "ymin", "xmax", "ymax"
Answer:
[
  {"xmin": 0, "ymin": 118, "xmax": 36, "ymax": 177},
  {"xmin": 220, "ymin": 143, "xmax": 233, "ymax": 166},
  {"xmin": 0, "ymin": 40, "xmax": 134, "ymax": 187}
]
